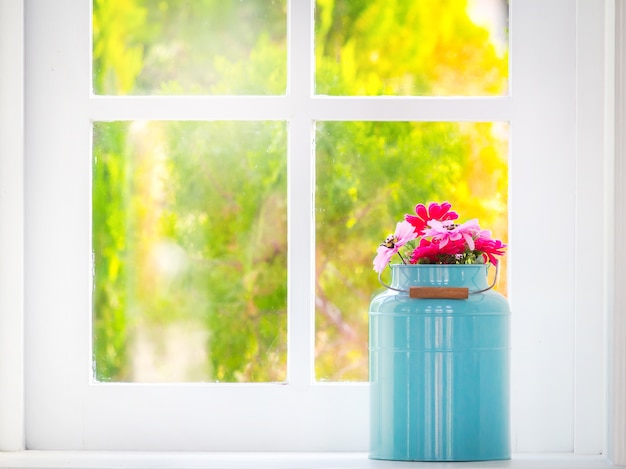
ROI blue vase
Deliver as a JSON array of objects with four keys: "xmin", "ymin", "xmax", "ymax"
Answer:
[{"xmin": 369, "ymin": 264, "xmax": 511, "ymax": 461}]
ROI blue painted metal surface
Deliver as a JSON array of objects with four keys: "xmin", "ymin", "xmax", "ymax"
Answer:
[{"xmin": 369, "ymin": 264, "xmax": 511, "ymax": 461}]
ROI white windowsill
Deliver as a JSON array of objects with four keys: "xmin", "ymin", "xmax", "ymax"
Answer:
[{"xmin": 0, "ymin": 452, "xmax": 613, "ymax": 469}]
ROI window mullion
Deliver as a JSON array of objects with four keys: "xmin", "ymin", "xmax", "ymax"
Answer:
[
  {"xmin": 89, "ymin": 96, "xmax": 291, "ymax": 121},
  {"xmin": 286, "ymin": 0, "xmax": 315, "ymax": 388},
  {"xmin": 310, "ymin": 97, "xmax": 511, "ymax": 122}
]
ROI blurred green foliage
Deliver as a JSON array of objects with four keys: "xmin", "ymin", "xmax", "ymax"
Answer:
[
  {"xmin": 93, "ymin": 0, "xmax": 286, "ymax": 94},
  {"xmin": 92, "ymin": 0, "xmax": 508, "ymax": 382},
  {"xmin": 93, "ymin": 123, "xmax": 131, "ymax": 381},
  {"xmin": 314, "ymin": 121, "xmax": 508, "ymax": 380}
]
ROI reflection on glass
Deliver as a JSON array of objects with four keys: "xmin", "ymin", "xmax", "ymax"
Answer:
[
  {"xmin": 92, "ymin": 0, "xmax": 287, "ymax": 95},
  {"xmin": 92, "ymin": 121, "xmax": 288, "ymax": 382},
  {"xmin": 315, "ymin": 0, "xmax": 509, "ymax": 96},
  {"xmin": 315, "ymin": 121, "xmax": 509, "ymax": 381}
]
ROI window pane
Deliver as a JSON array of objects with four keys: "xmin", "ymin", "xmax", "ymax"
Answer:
[
  {"xmin": 92, "ymin": 121, "xmax": 288, "ymax": 382},
  {"xmin": 315, "ymin": 121, "xmax": 508, "ymax": 381},
  {"xmin": 92, "ymin": 0, "xmax": 287, "ymax": 95},
  {"xmin": 315, "ymin": 0, "xmax": 509, "ymax": 96}
]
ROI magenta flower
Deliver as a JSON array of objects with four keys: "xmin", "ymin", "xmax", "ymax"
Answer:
[
  {"xmin": 423, "ymin": 218, "xmax": 481, "ymax": 251},
  {"xmin": 373, "ymin": 220, "xmax": 418, "ymax": 273},
  {"xmin": 410, "ymin": 237, "xmax": 467, "ymax": 264},
  {"xmin": 405, "ymin": 202, "xmax": 459, "ymax": 235},
  {"xmin": 409, "ymin": 238, "xmax": 440, "ymax": 263},
  {"xmin": 474, "ymin": 237, "xmax": 507, "ymax": 265}
]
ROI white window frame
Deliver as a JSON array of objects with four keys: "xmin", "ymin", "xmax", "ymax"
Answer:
[
  {"xmin": 0, "ymin": 0, "xmax": 623, "ymax": 461},
  {"xmin": 0, "ymin": 0, "xmax": 25, "ymax": 453}
]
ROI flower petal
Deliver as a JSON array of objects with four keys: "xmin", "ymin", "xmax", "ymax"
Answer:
[
  {"xmin": 463, "ymin": 232, "xmax": 475, "ymax": 251},
  {"xmin": 428, "ymin": 202, "xmax": 442, "ymax": 219},
  {"xmin": 415, "ymin": 204, "xmax": 428, "ymax": 220},
  {"xmin": 373, "ymin": 245, "xmax": 396, "ymax": 273},
  {"xmin": 395, "ymin": 220, "xmax": 418, "ymax": 246}
]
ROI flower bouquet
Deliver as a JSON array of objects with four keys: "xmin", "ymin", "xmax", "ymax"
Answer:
[{"xmin": 373, "ymin": 201, "xmax": 506, "ymax": 273}]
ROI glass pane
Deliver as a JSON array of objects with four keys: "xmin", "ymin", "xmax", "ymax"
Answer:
[
  {"xmin": 92, "ymin": 0, "xmax": 287, "ymax": 95},
  {"xmin": 315, "ymin": 0, "xmax": 509, "ymax": 96},
  {"xmin": 92, "ymin": 121, "xmax": 288, "ymax": 382},
  {"xmin": 315, "ymin": 121, "xmax": 508, "ymax": 381}
]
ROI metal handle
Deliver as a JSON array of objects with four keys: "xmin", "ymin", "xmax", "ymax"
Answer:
[{"xmin": 378, "ymin": 263, "xmax": 499, "ymax": 299}]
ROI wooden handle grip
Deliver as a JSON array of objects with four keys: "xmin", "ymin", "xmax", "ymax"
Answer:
[{"xmin": 409, "ymin": 287, "xmax": 469, "ymax": 299}]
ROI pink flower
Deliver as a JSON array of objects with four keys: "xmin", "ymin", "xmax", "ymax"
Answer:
[
  {"xmin": 410, "ymin": 237, "xmax": 467, "ymax": 264},
  {"xmin": 474, "ymin": 237, "xmax": 507, "ymax": 265},
  {"xmin": 405, "ymin": 202, "xmax": 458, "ymax": 235},
  {"xmin": 409, "ymin": 238, "xmax": 440, "ymax": 263},
  {"xmin": 372, "ymin": 220, "xmax": 418, "ymax": 273},
  {"xmin": 423, "ymin": 218, "xmax": 481, "ymax": 251}
]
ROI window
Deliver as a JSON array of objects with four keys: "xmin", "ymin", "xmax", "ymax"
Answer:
[
  {"xmin": 19, "ymin": 0, "xmax": 607, "ymax": 453},
  {"xmin": 90, "ymin": 0, "xmax": 509, "ymax": 386}
]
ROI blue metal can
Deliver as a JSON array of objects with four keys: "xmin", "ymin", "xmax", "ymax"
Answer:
[{"xmin": 369, "ymin": 264, "xmax": 510, "ymax": 461}]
